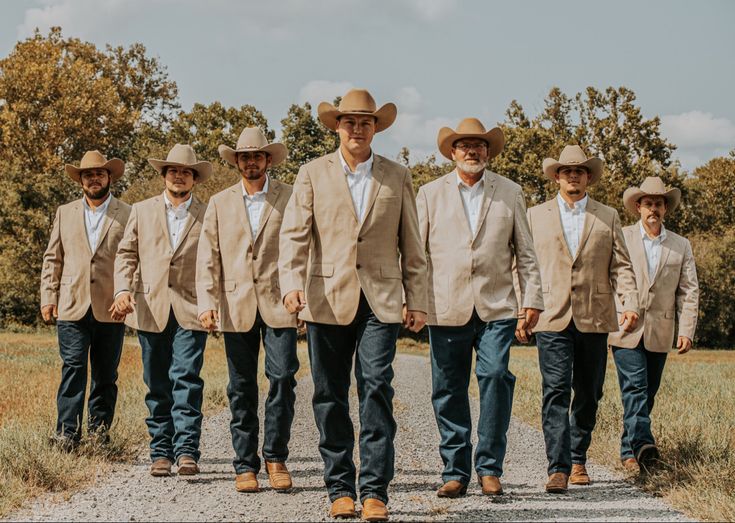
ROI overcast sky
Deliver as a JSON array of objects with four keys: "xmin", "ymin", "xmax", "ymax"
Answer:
[{"xmin": 1, "ymin": 0, "xmax": 733, "ymax": 170}]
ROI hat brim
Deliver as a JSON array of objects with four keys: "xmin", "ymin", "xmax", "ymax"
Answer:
[
  {"xmin": 437, "ymin": 127, "xmax": 505, "ymax": 161},
  {"xmin": 317, "ymin": 102, "xmax": 397, "ymax": 133},
  {"xmin": 148, "ymin": 159, "xmax": 213, "ymax": 183},
  {"xmin": 218, "ymin": 142, "xmax": 288, "ymax": 168},
  {"xmin": 623, "ymin": 186, "xmax": 681, "ymax": 216},
  {"xmin": 542, "ymin": 157, "xmax": 603, "ymax": 185},
  {"xmin": 65, "ymin": 158, "xmax": 125, "ymax": 183}
]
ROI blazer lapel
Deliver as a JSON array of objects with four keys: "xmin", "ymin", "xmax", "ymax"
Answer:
[
  {"xmin": 75, "ymin": 199, "xmax": 93, "ymax": 257},
  {"xmin": 547, "ymin": 200, "xmax": 573, "ymax": 260},
  {"xmin": 360, "ymin": 156, "xmax": 386, "ymax": 228},
  {"xmin": 574, "ymin": 200, "xmax": 598, "ymax": 262},
  {"xmin": 173, "ymin": 197, "xmax": 203, "ymax": 256},
  {"xmin": 230, "ymin": 183, "xmax": 254, "ymax": 247},
  {"xmin": 155, "ymin": 196, "xmax": 170, "ymax": 252},
  {"xmin": 472, "ymin": 171, "xmax": 497, "ymax": 244},
  {"xmin": 328, "ymin": 152, "xmax": 359, "ymax": 223},
  {"xmin": 446, "ymin": 173, "xmax": 473, "ymax": 240},
  {"xmin": 93, "ymin": 196, "xmax": 119, "ymax": 253},
  {"xmin": 253, "ymin": 180, "xmax": 281, "ymax": 244},
  {"xmin": 651, "ymin": 234, "xmax": 672, "ymax": 285},
  {"xmin": 628, "ymin": 229, "xmax": 650, "ymax": 288}
]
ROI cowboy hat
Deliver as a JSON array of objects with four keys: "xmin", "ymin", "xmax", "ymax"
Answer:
[
  {"xmin": 218, "ymin": 127, "xmax": 288, "ymax": 168},
  {"xmin": 623, "ymin": 176, "xmax": 681, "ymax": 215},
  {"xmin": 148, "ymin": 144, "xmax": 213, "ymax": 182},
  {"xmin": 542, "ymin": 145, "xmax": 604, "ymax": 185},
  {"xmin": 317, "ymin": 88, "xmax": 397, "ymax": 133},
  {"xmin": 65, "ymin": 150, "xmax": 124, "ymax": 183},
  {"xmin": 437, "ymin": 118, "xmax": 505, "ymax": 161}
]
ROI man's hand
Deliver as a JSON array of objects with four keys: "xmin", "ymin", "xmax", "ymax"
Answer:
[
  {"xmin": 677, "ymin": 335, "xmax": 692, "ymax": 354},
  {"xmin": 110, "ymin": 291, "xmax": 135, "ymax": 321},
  {"xmin": 515, "ymin": 307, "xmax": 542, "ymax": 343},
  {"xmin": 402, "ymin": 305, "xmax": 427, "ymax": 333},
  {"xmin": 283, "ymin": 290, "xmax": 306, "ymax": 314},
  {"xmin": 199, "ymin": 310, "xmax": 219, "ymax": 333},
  {"xmin": 41, "ymin": 304, "xmax": 58, "ymax": 325},
  {"xmin": 619, "ymin": 310, "xmax": 639, "ymax": 333}
]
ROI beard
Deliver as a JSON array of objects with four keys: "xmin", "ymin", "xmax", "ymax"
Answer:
[
  {"xmin": 169, "ymin": 189, "xmax": 191, "ymax": 198},
  {"xmin": 83, "ymin": 182, "xmax": 110, "ymax": 200},
  {"xmin": 240, "ymin": 167, "xmax": 267, "ymax": 181},
  {"xmin": 456, "ymin": 159, "xmax": 487, "ymax": 174}
]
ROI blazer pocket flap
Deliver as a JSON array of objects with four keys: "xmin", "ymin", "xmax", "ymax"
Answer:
[
  {"xmin": 542, "ymin": 282, "xmax": 550, "ymax": 293},
  {"xmin": 380, "ymin": 265, "xmax": 403, "ymax": 279},
  {"xmin": 135, "ymin": 283, "xmax": 150, "ymax": 294},
  {"xmin": 311, "ymin": 263, "xmax": 334, "ymax": 277},
  {"xmin": 60, "ymin": 275, "xmax": 73, "ymax": 284},
  {"xmin": 223, "ymin": 280, "xmax": 236, "ymax": 292},
  {"xmin": 664, "ymin": 310, "xmax": 675, "ymax": 319},
  {"xmin": 596, "ymin": 283, "xmax": 612, "ymax": 294}
]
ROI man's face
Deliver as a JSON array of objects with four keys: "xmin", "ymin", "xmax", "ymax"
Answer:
[
  {"xmin": 637, "ymin": 195, "xmax": 667, "ymax": 227},
  {"xmin": 336, "ymin": 115, "xmax": 376, "ymax": 156},
  {"xmin": 237, "ymin": 151, "xmax": 271, "ymax": 181},
  {"xmin": 164, "ymin": 166, "xmax": 197, "ymax": 197},
  {"xmin": 80, "ymin": 168, "xmax": 111, "ymax": 200},
  {"xmin": 451, "ymin": 138, "xmax": 489, "ymax": 175},
  {"xmin": 555, "ymin": 166, "xmax": 590, "ymax": 197}
]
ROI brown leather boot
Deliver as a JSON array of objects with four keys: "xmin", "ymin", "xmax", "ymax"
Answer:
[
  {"xmin": 478, "ymin": 475, "xmax": 503, "ymax": 495},
  {"xmin": 329, "ymin": 496, "xmax": 357, "ymax": 519},
  {"xmin": 235, "ymin": 471, "xmax": 260, "ymax": 493},
  {"xmin": 150, "ymin": 458, "xmax": 172, "ymax": 477},
  {"xmin": 265, "ymin": 461, "xmax": 292, "ymax": 491},
  {"xmin": 570, "ymin": 464, "xmax": 591, "ymax": 485},
  {"xmin": 176, "ymin": 455, "xmax": 200, "ymax": 476},
  {"xmin": 636, "ymin": 444, "xmax": 660, "ymax": 472},
  {"xmin": 362, "ymin": 498, "xmax": 389, "ymax": 522},
  {"xmin": 436, "ymin": 480, "xmax": 467, "ymax": 498},
  {"xmin": 545, "ymin": 472, "xmax": 569, "ymax": 493},
  {"xmin": 621, "ymin": 457, "xmax": 639, "ymax": 473}
]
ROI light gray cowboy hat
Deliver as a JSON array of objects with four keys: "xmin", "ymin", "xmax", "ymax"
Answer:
[
  {"xmin": 436, "ymin": 118, "xmax": 505, "ymax": 161},
  {"xmin": 218, "ymin": 127, "xmax": 288, "ymax": 167},
  {"xmin": 542, "ymin": 145, "xmax": 604, "ymax": 185},
  {"xmin": 318, "ymin": 88, "xmax": 397, "ymax": 133},
  {"xmin": 65, "ymin": 150, "xmax": 124, "ymax": 183},
  {"xmin": 148, "ymin": 144, "xmax": 213, "ymax": 182},
  {"xmin": 623, "ymin": 176, "xmax": 681, "ymax": 215}
]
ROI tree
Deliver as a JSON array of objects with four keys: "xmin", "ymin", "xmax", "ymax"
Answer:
[{"xmin": 682, "ymin": 151, "xmax": 735, "ymax": 234}]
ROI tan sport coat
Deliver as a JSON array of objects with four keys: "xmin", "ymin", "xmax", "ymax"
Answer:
[
  {"xmin": 417, "ymin": 170, "xmax": 544, "ymax": 326},
  {"xmin": 40, "ymin": 196, "xmax": 131, "ymax": 322},
  {"xmin": 196, "ymin": 180, "xmax": 296, "ymax": 332},
  {"xmin": 527, "ymin": 196, "xmax": 638, "ymax": 333},
  {"xmin": 608, "ymin": 224, "xmax": 698, "ymax": 352},
  {"xmin": 114, "ymin": 193, "xmax": 206, "ymax": 332},
  {"xmin": 279, "ymin": 151, "xmax": 428, "ymax": 325}
]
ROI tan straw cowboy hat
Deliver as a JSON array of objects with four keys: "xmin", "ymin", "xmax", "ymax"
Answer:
[
  {"xmin": 623, "ymin": 176, "xmax": 681, "ymax": 215},
  {"xmin": 148, "ymin": 144, "xmax": 213, "ymax": 182},
  {"xmin": 65, "ymin": 150, "xmax": 124, "ymax": 183},
  {"xmin": 542, "ymin": 145, "xmax": 604, "ymax": 185},
  {"xmin": 218, "ymin": 127, "xmax": 288, "ymax": 168},
  {"xmin": 318, "ymin": 88, "xmax": 397, "ymax": 133},
  {"xmin": 437, "ymin": 118, "xmax": 505, "ymax": 161}
]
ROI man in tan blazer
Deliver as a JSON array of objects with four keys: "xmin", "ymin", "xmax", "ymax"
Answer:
[
  {"xmin": 196, "ymin": 127, "xmax": 298, "ymax": 493},
  {"xmin": 608, "ymin": 177, "xmax": 699, "ymax": 472},
  {"xmin": 527, "ymin": 145, "xmax": 639, "ymax": 493},
  {"xmin": 279, "ymin": 89, "xmax": 427, "ymax": 521},
  {"xmin": 417, "ymin": 118, "xmax": 544, "ymax": 498},
  {"xmin": 40, "ymin": 151, "xmax": 131, "ymax": 450},
  {"xmin": 112, "ymin": 144, "xmax": 210, "ymax": 477}
]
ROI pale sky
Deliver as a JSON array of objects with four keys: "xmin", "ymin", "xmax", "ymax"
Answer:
[{"xmin": 1, "ymin": 0, "xmax": 734, "ymax": 170}]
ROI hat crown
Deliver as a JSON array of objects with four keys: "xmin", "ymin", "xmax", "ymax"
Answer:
[
  {"xmin": 454, "ymin": 118, "xmax": 488, "ymax": 135},
  {"xmin": 337, "ymin": 89, "xmax": 378, "ymax": 113},
  {"xmin": 638, "ymin": 176, "xmax": 668, "ymax": 194},
  {"xmin": 236, "ymin": 127, "xmax": 269, "ymax": 150},
  {"xmin": 78, "ymin": 150, "xmax": 109, "ymax": 169},
  {"xmin": 165, "ymin": 143, "xmax": 199, "ymax": 164},
  {"xmin": 557, "ymin": 145, "xmax": 590, "ymax": 165}
]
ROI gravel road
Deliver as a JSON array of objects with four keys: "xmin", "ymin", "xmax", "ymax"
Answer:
[{"xmin": 7, "ymin": 353, "xmax": 690, "ymax": 522}]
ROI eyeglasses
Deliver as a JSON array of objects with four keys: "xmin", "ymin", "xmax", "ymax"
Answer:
[{"xmin": 453, "ymin": 142, "xmax": 487, "ymax": 152}]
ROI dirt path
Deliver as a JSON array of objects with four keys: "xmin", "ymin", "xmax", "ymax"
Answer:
[{"xmin": 7, "ymin": 353, "xmax": 691, "ymax": 522}]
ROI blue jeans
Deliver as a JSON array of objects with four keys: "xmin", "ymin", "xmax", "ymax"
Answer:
[
  {"xmin": 138, "ymin": 310, "xmax": 206, "ymax": 462},
  {"xmin": 306, "ymin": 293, "xmax": 401, "ymax": 505},
  {"xmin": 223, "ymin": 315, "xmax": 298, "ymax": 474},
  {"xmin": 612, "ymin": 341, "xmax": 668, "ymax": 459},
  {"xmin": 55, "ymin": 308, "xmax": 125, "ymax": 441},
  {"xmin": 535, "ymin": 320, "xmax": 608, "ymax": 475},
  {"xmin": 428, "ymin": 315, "xmax": 516, "ymax": 483}
]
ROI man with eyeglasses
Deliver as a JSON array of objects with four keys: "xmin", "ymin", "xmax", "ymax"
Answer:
[
  {"xmin": 417, "ymin": 118, "xmax": 543, "ymax": 498},
  {"xmin": 526, "ymin": 145, "xmax": 638, "ymax": 493},
  {"xmin": 196, "ymin": 127, "xmax": 299, "ymax": 494}
]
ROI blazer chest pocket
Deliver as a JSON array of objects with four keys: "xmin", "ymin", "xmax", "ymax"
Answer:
[
  {"xmin": 311, "ymin": 263, "xmax": 334, "ymax": 278},
  {"xmin": 224, "ymin": 280, "xmax": 236, "ymax": 292},
  {"xmin": 664, "ymin": 310, "xmax": 675, "ymax": 319},
  {"xmin": 60, "ymin": 275, "xmax": 73, "ymax": 285}
]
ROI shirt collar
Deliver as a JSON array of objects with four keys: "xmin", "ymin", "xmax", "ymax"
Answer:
[
  {"xmin": 242, "ymin": 176, "xmax": 270, "ymax": 199},
  {"xmin": 557, "ymin": 192, "xmax": 588, "ymax": 213},
  {"xmin": 163, "ymin": 191, "xmax": 193, "ymax": 211},
  {"xmin": 639, "ymin": 221, "xmax": 667, "ymax": 241},
  {"xmin": 338, "ymin": 148, "xmax": 373, "ymax": 176},
  {"xmin": 456, "ymin": 170, "xmax": 485, "ymax": 191},
  {"xmin": 82, "ymin": 193, "xmax": 112, "ymax": 213}
]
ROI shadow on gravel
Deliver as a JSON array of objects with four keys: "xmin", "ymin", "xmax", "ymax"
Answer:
[
  {"xmin": 289, "ymin": 467, "xmax": 325, "ymax": 478},
  {"xmin": 288, "ymin": 456, "xmax": 323, "ymax": 464},
  {"xmin": 435, "ymin": 507, "xmax": 681, "ymax": 521},
  {"xmin": 395, "ymin": 468, "xmax": 438, "ymax": 477}
]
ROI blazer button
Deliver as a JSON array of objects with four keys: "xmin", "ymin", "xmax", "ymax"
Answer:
[
  {"xmin": 253, "ymin": 255, "xmax": 258, "ymax": 261},
  {"xmin": 357, "ymin": 237, "xmax": 363, "ymax": 243},
  {"xmin": 356, "ymin": 264, "xmax": 362, "ymax": 269},
  {"xmin": 253, "ymin": 278, "xmax": 259, "ymax": 284},
  {"xmin": 571, "ymin": 286, "xmax": 576, "ymax": 291},
  {"xmin": 90, "ymin": 279, "xmax": 95, "ymax": 283},
  {"xmin": 168, "ymin": 283, "xmax": 173, "ymax": 288}
]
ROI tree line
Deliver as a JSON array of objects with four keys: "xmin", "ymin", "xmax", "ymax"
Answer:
[{"xmin": 1, "ymin": 29, "xmax": 733, "ymax": 347}]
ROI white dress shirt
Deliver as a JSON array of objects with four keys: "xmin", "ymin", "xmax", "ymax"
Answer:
[
  {"xmin": 83, "ymin": 193, "xmax": 112, "ymax": 252},
  {"xmin": 242, "ymin": 176, "xmax": 269, "ymax": 238},
  {"xmin": 640, "ymin": 221, "xmax": 667, "ymax": 281},
  {"xmin": 163, "ymin": 191, "xmax": 193, "ymax": 249},
  {"xmin": 457, "ymin": 171, "xmax": 485, "ymax": 236},
  {"xmin": 339, "ymin": 148, "xmax": 373, "ymax": 221},
  {"xmin": 556, "ymin": 192, "xmax": 588, "ymax": 257}
]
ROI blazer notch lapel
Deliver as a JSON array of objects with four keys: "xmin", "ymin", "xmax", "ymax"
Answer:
[
  {"xmin": 231, "ymin": 184, "xmax": 254, "ymax": 247},
  {"xmin": 447, "ymin": 174, "xmax": 473, "ymax": 240},
  {"xmin": 472, "ymin": 171, "xmax": 497, "ymax": 243},
  {"xmin": 329, "ymin": 153, "xmax": 359, "ymax": 223},
  {"xmin": 172, "ymin": 197, "xmax": 203, "ymax": 256},
  {"xmin": 573, "ymin": 201, "xmax": 597, "ymax": 262},
  {"xmin": 75, "ymin": 200, "xmax": 93, "ymax": 257},
  {"xmin": 359, "ymin": 157, "xmax": 385, "ymax": 229},
  {"xmin": 629, "ymin": 231, "xmax": 651, "ymax": 288},
  {"xmin": 548, "ymin": 201, "xmax": 573, "ymax": 260},
  {"xmin": 93, "ymin": 197, "xmax": 119, "ymax": 253},
  {"xmin": 253, "ymin": 181, "xmax": 281, "ymax": 244},
  {"xmin": 651, "ymin": 235, "xmax": 673, "ymax": 285}
]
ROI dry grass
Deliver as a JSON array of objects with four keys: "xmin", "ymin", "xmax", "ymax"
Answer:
[{"xmin": 0, "ymin": 331, "xmax": 308, "ymax": 518}]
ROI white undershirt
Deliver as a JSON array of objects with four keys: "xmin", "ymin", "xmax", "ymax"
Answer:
[
  {"xmin": 163, "ymin": 191, "xmax": 193, "ymax": 249},
  {"xmin": 456, "ymin": 171, "xmax": 485, "ymax": 236},
  {"xmin": 339, "ymin": 149, "xmax": 374, "ymax": 221},
  {"xmin": 83, "ymin": 193, "xmax": 112, "ymax": 252},
  {"xmin": 557, "ymin": 192, "xmax": 588, "ymax": 256},
  {"xmin": 640, "ymin": 221, "xmax": 667, "ymax": 280},
  {"xmin": 242, "ymin": 176, "xmax": 269, "ymax": 238}
]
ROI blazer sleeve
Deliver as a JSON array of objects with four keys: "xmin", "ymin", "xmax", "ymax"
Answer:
[
  {"xmin": 675, "ymin": 238, "xmax": 699, "ymax": 340},
  {"xmin": 398, "ymin": 169, "xmax": 428, "ymax": 313},
  {"xmin": 195, "ymin": 200, "xmax": 221, "ymax": 316},
  {"xmin": 40, "ymin": 208, "xmax": 63, "ymax": 307},
  {"xmin": 512, "ymin": 190, "xmax": 544, "ymax": 311},
  {"xmin": 278, "ymin": 165, "xmax": 314, "ymax": 299},
  {"xmin": 609, "ymin": 209, "xmax": 639, "ymax": 314},
  {"xmin": 113, "ymin": 205, "xmax": 140, "ymax": 295}
]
